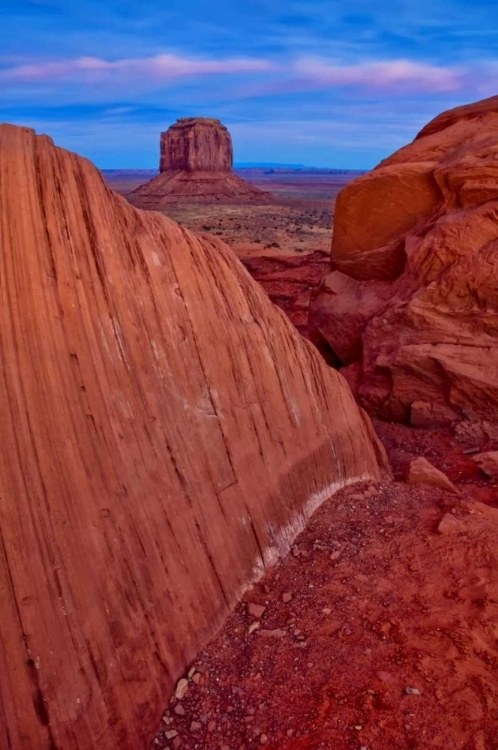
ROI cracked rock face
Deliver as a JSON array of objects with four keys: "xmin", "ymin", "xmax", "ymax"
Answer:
[
  {"xmin": 0, "ymin": 123, "xmax": 385, "ymax": 750},
  {"xmin": 309, "ymin": 95, "xmax": 498, "ymax": 425}
]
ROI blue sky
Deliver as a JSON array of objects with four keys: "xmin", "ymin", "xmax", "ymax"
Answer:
[{"xmin": 1, "ymin": 0, "xmax": 497, "ymax": 168}]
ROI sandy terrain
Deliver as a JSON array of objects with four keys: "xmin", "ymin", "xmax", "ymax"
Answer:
[{"xmin": 103, "ymin": 169, "xmax": 358, "ymax": 256}]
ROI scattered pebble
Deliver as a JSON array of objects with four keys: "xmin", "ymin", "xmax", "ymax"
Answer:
[
  {"xmin": 247, "ymin": 602, "xmax": 266, "ymax": 619},
  {"xmin": 405, "ymin": 687, "xmax": 421, "ymax": 695},
  {"xmin": 282, "ymin": 592, "xmax": 293, "ymax": 603},
  {"xmin": 190, "ymin": 721, "xmax": 202, "ymax": 732},
  {"xmin": 175, "ymin": 679, "xmax": 189, "ymax": 700},
  {"xmin": 248, "ymin": 621, "xmax": 260, "ymax": 634},
  {"xmin": 260, "ymin": 733, "xmax": 268, "ymax": 745},
  {"xmin": 258, "ymin": 628, "xmax": 286, "ymax": 638},
  {"xmin": 165, "ymin": 729, "xmax": 178, "ymax": 740},
  {"xmin": 173, "ymin": 704, "xmax": 185, "ymax": 716}
]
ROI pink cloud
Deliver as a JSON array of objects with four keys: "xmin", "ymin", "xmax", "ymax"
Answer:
[
  {"xmin": 2, "ymin": 52, "xmax": 483, "ymax": 99},
  {"xmin": 292, "ymin": 57, "xmax": 464, "ymax": 92},
  {"xmin": 2, "ymin": 53, "xmax": 274, "ymax": 83}
]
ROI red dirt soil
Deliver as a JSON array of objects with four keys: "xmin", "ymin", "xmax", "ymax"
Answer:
[{"xmin": 150, "ymin": 421, "xmax": 498, "ymax": 750}]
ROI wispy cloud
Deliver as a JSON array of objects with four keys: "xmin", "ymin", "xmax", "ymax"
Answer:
[
  {"xmin": 3, "ymin": 0, "xmax": 498, "ymax": 168},
  {"xmin": 2, "ymin": 53, "xmax": 275, "ymax": 83},
  {"xmin": 4, "ymin": 52, "xmax": 490, "ymax": 98},
  {"xmin": 1, "ymin": 52, "xmax": 474, "ymax": 96},
  {"xmin": 293, "ymin": 58, "xmax": 464, "ymax": 92}
]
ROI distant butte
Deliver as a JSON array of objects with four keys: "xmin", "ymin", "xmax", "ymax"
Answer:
[{"xmin": 130, "ymin": 117, "xmax": 269, "ymax": 207}]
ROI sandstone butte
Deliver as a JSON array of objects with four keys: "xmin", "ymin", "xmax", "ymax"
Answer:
[
  {"xmin": 130, "ymin": 117, "xmax": 268, "ymax": 208},
  {"xmin": 0, "ymin": 123, "xmax": 387, "ymax": 750},
  {"xmin": 309, "ymin": 94, "xmax": 498, "ymax": 425}
]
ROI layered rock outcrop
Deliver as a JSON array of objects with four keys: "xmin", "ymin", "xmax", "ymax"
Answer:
[
  {"xmin": 0, "ymin": 124, "xmax": 385, "ymax": 750},
  {"xmin": 309, "ymin": 96, "xmax": 498, "ymax": 424},
  {"xmin": 160, "ymin": 117, "xmax": 232, "ymax": 172},
  {"xmin": 130, "ymin": 117, "xmax": 267, "ymax": 207},
  {"xmin": 240, "ymin": 251, "xmax": 330, "ymax": 338}
]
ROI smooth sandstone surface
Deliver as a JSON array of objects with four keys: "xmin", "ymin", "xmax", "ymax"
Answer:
[
  {"xmin": 0, "ymin": 124, "xmax": 385, "ymax": 750},
  {"xmin": 131, "ymin": 117, "xmax": 267, "ymax": 206},
  {"xmin": 310, "ymin": 96, "xmax": 498, "ymax": 423}
]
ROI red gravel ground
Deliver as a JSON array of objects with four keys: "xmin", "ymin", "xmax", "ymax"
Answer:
[{"xmin": 150, "ymin": 423, "xmax": 498, "ymax": 750}]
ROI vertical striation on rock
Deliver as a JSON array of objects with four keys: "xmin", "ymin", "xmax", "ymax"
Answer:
[
  {"xmin": 130, "ymin": 117, "xmax": 268, "ymax": 207},
  {"xmin": 160, "ymin": 117, "xmax": 233, "ymax": 172},
  {"xmin": 309, "ymin": 95, "xmax": 498, "ymax": 424},
  {"xmin": 0, "ymin": 124, "xmax": 386, "ymax": 750}
]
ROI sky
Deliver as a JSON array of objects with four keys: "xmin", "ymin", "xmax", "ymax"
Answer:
[{"xmin": 1, "ymin": 0, "xmax": 497, "ymax": 168}]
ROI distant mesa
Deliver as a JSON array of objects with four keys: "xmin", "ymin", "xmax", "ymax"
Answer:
[
  {"xmin": 160, "ymin": 117, "xmax": 232, "ymax": 173},
  {"xmin": 130, "ymin": 117, "xmax": 269, "ymax": 207}
]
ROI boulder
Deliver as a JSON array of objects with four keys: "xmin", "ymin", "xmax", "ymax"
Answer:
[
  {"xmin": 437, "ymin": 513, "xmax": 465, "ymax": 534},
  {"xmin": 0, "ymin": 124, "xmax": 386, "ymax": 750},
  {"xmin": 472, "ymin": 452, "xmax": 498, "ymax": 481},
  {"xmin": 309, "ymin": 96, "xmax": 498, "ymax": 423},
  {"xmin": 406, "ymin": 458, "xmax": 458, "ymax": 493},
  {"xmin": 130, "ymin": 117, "xmax": 268, "ymax": 206}
]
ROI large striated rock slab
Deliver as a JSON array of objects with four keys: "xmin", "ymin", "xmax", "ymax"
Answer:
[
  {"xmin": 309, "ymin": 96, "xmax": 498, "ymax": 424},
  {"xmin": 130, "ymin": 117, "xmax": 268, "ymax": 207},
  {"xmin": 0, "ymin": 124, "xmax": 386, "ymax": 750}
]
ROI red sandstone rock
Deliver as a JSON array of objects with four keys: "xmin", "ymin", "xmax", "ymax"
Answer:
[
  {"xmin": 437, "ymin": 513, "xmax": 465, "ymax": 534},
  {"xmin": 160, "ymin": 117, "xmax": 233, "ymax": 173},
  {"xmin": 130, "ymin": 117, "xmax": 268, "ymax": 206},
  {"xmin": 0, "ymin": 124, "xmax": 386, "ymax": 750},
  {"xmin": 309, "ymin": 96, "xmax": 498, "ymax": 423},
  {"xmin": 240, "ymin": 251, "xmax": 330, "ymax": 338},
  {"xmin": 472, "ymin": 451, "xmax": 498, "ymax": 481},
  {"xmin": 406, "ymin": 457, "xmax": 458, "ymax": 493},
  {"xmin": 415, "ymin": 94, "xmax": 498, "ymax": 140}
]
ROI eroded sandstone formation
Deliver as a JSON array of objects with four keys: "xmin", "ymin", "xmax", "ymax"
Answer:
[
  {"xmin": 130, "ymin": 117, "xmax": 267, "ymax": 207},
  {"xmin": 160, "ymin": 117, "xmax": 232, "ymax": 172},
  {"xmin": 309, "ymin": 96, "xmax": 498, "ymax": 424},
  {"xmin": 240, "ymin": 251, "xmax": 330, "ymax": 338},
  {"xmin": 0, "ymin": 124, "xmax": 386, "ymax": 750}
]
